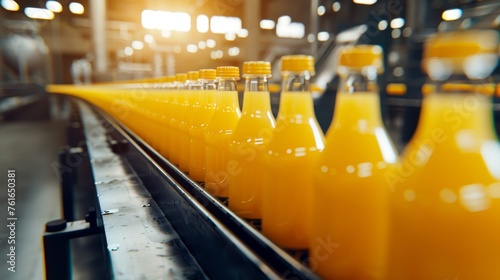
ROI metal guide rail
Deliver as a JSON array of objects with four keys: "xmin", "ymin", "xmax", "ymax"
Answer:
[{"xmin": 71, "ymin": 97, "xmax": 319, "ymax": 279}]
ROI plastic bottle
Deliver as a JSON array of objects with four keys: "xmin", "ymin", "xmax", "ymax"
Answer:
[
  {"xmin": 262, "ymin": 55, "xmax": 325, "ymax": 250},
  {"xmin": 311, "ymin": 45, "xmax": 398, "ymax": 279},
  {"xmin": 189, "ymin": 69, "xmax": 217, "ymax": 182},
  {"xmin": 159, "ymin": 75, "xmax": 176, "ymax": 159},
  {"xmin": 178, "ymin": 72, "xmax": 198, "ymax": 172},
  {"xmin": 205, "ymin": 66, "xmax": 241, "ymax": 203},
  {"xmin": 229, "ymin": 61, "xmax": 276, "ymax": 221},
  {"xmin": 168, "ymin": 73, "xmax": 187, "ymax": 166},
  {"xmin": 387, "ymin": 30, "xmax": 500, "ymax": 280}
]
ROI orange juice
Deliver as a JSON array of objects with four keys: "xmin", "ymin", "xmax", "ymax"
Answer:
[
  {"xmin": 262, "ymin": 55, "xmax": 325, "ymax": 250},
  {"xmin": 311, "ymin": 45, "xmax": 397, "ymax": 280},
  {"xmin": 229, "ymin": 61, "xmax": 276, "ymax": 220},
  {"xmin": 205, "ymin": 66, "xmax": 241, "ymax": 201},
  {"xmin": 387, "ymin": 30, "xmax": 500, "ymax": 280},
  {"xmin": 189, "ymin": 69, "xmax": 217, "ymax": 182},
  {"xmin": 168, "ymin": 74, "xmax": 186, "ymax": 165},
  {"xmin": 159, "ymin": 76, "xmax": 176, "ymax": 159}
]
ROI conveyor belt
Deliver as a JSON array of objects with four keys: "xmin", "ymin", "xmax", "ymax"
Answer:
[{"xmin": 75, "ymin": 97, "xmax": 319, "ymax": 279}]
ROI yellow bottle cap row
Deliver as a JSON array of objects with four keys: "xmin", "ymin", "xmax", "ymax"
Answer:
[
  {"xmin": 422, "ymin": 30, "xmax": 499, "ymax": 78},
  {"xmin": 243, "ymin": 61, "xmax": 272, "ymax": 76},
  {"xmin": 187, "ymin": 71, "xmax": 199, "ymax": 81},
  {"xmin": 424, "ymin": 30, "xmax": 499, "ymax": 59},
  {"xmin": 281, "ymin": 55, "xmax": 315, "ymax": 75},
  {"xmin": 199, "ymin": 69, "xmax": 216, "ymax": 80},
  {"xmin": 175, "ymin": 73, "xmax": 187, "ymax": 83},
  {"xmin": 216, "ymin": 66, "xmax": 240, "ymax": 78},
  {"xmin": 166, "ymin": 75, "xmax": 176, "ymax": 83},
  {"xmin": 338, "ymin": 45, "xmax": 384, "ymax": 74}
]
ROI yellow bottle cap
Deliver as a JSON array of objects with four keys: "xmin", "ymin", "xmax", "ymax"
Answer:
[
  {"xmin": 166, "ymin": 76, "xmax": 176, "ymax": 83},
  {"xmin": 187, "ymin": 71, "xmax": 199, "ymax": 81},
  {"xmin": 216, "ymin": 66, "xmax": 240, "ymax": 78},
  {"xmin": 199, "ymin": 69, "xmax": 216, "ymax": 80},
  {"xmin": 424, "ymin": 30, "xmax": 498, "ymax": 59},
  {"xmin": 281, "ymin": 55, "xmax": 315, "ymax": 75},
  {"xmin": 422, "ymin": 30, "xmax": 499, "ymax": 79},
  {"xmin": 242, "ymin": 61, "xmax": 272, "ymax": 77},
  {"xmin": 175, "ymin": 73, "xmax": 187, "ymax": 83},
  {"xmin": 338, "ymin": 45, "xmax": 384, "ymax": 74}
]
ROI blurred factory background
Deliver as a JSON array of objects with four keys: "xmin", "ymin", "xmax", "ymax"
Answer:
[
  {"xmin": 0, "ymin": 0, "xmax": 500, "ymax": 279},
  {"xmin": 1, "ymin": 0, "xmax": 498, "ymax": 85}
]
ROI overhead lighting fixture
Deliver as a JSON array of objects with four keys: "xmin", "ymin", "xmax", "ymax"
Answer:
[
  {"xmin": 260, "ymin": 19, "xmax": 275, "ymax": 30},
  {"xmin": 216, "ymin": 50, "xmax": 223, "ymax": 58},
  {"xmin": 144, "ymin": 34, "xmax": 154, "ymax": 44},
  {"xmin": 206, "ymin": 39, "xmax": 216, "ymax": 48},
  {"xmin": 332, "ymin": 2, "xmax": 341, "ymax": 12},
  {"xmin": 46, "ymin": 1, "xmax": 62, "ymax": 13},
  {"xmin": 317, "ymin": 31, "xmax": 330, "ymax": 41},
  {"xmin": 317, "ymin": 5, "xmax": 326, "ymax": 16},
  {"xmin": 228, "ymin": 47, "xmax": 240, "ymax": 57},
  {"xmin": 277, "ymin": 15, "xmax": 291, "ymax": 25},
  {"xmin": 378, "ymin": 20, "xmax": 388, "ymax": 30},
  {"xmin": 2, "ymin": 0, "xmax": 18, "ymax": 11},
  {"xmin": 353, "ymin": 0, "xmax": 377, "ymax": 5},
  {"xmin": 197, "ymin": 14, "xmax": 209, "ymax": 33},
  {"xmin": 276, "ymin": 20, "xmax": 305, "ymax": 39},
  {"xmin": 161, "ymin": 30, "xmax": 171, "ymax": 38},
  {"xmin": 186, "ymin": 44, "xmax": 198, "ymax": 53},
  {"xmin": 141, "ymin": 10, "xmax": 191, "ymax": 32},
  {"xmin": 198, "ymin": 41, "xmax": 207, "ymax": 49},
  {"xmin": 25, "ymin": 7, "xmax": 54, "ymax": 20},
  {"xmin": 131, "ymin": 40, "xmax": 144, "ymax": 50},
  {"xmin": 237, "ymin": 28, "xmax": 249, "ymax": 38},
  {"xmin": 69, "ymin": 2, "xmax": 84, "ymax": 15},
  {"xmin": 390, "ymin": 17, "xmax": 405, "ymax": 29},
  {"xmin": 224, "ymin": 32, "xmax": 236, "ymax": 41},
  {"xmin": 124, "ymin": 47, "xmax": 133, "ymax": 56},
  {"xmin": 442, "ymin": 8, "xmax": 462, "ymax": 21},
  {"xmin": 210, "ymin": 16, "xmax": 242, "ymax": 34}
]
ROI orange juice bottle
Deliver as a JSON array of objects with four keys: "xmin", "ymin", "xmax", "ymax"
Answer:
[
  {"xmin": 229, "ymin": 61, "xmax": 276, "ymax": 220},
  {"xmin": 311, "ymin": 45, "xmax": 398, "ymax": 279},
  {"xmin": 159, "ymin": 75, "xmax": 176, "ymax": 159},
  {"xmin": 262, "ymin": 55, "xmax": 325, "ymax": 250},
  {"xmin": 178, "ymin": 72, "xmax": 198, "ymax": 172},
  {"xmin": 387, "ymin": 30, "xmax": 500, "ymax": 280},
  {"xmin": 168, "ymin": 73, "xmax": 186, "ymax": 166},
  {"xmin": 205, "ymin": 66, "xmax": 241, "ymax": 203},
  {"xmin": 189, "ymin": 69, "xmax": 217, "ymax": 182}
]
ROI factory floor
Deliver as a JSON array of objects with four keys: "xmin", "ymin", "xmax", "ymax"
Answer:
[{"xmin": 0, "ymin": 111, "xmax": 106, "ymax": 279}]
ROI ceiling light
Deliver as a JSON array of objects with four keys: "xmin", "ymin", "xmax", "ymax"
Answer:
[
  {"xmin": 2, "ymin": 0, "xmax": 19, "ymax": 11},
  {"xmin": 69, "ymin": 2, "xmax": 84, "ymax": 15},
  {"xmin": 442, "ymin": 8, "xmax": 462, "ymax": 21}
]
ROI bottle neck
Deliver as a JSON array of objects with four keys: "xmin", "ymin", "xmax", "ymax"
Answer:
[
  {"xmin": 187, "ymin": 80, "xmax": 201, "ymax": 90},
  {"xmin": 200, "ymin": 79, "xmax": 217, "ymax": 90},
  {"xmin": 430, "ymin": 74, "xmax": 488, "ymax": 95},
  {"xmin": 337, "ymin": 69, "xmax": 379, "ymax": 94},
  {"xmin": 218, "ymin": 78, "xmax": 238, "ymax": 91},
  {"xmin": 244, "ymin": 76, "xmax": 269, "ymax": 92},
  {"xmin": 417, "ymin": 93, "xmax": 495, "ymax": 140},
  {"xmin": 281, "ymin": 72, "xmax": 311, "ymax": 92}
]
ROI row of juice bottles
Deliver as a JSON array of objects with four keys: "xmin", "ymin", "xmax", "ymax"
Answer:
[{"xmin": 46, "ymin": 29, "xmax": 500, "ymax": 280}]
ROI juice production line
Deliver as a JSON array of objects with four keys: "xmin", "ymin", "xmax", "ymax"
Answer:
[{"xmin": 1, "ymin": 0, "xmax": 500, "ymax": 279}]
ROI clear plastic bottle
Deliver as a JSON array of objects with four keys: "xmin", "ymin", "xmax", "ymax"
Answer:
[
  {"xmin": 387, "ymin": 30, "xmax": 500, "ymax": 280},
  {"xmin": 205, "ymin": 66, "xmax": 242, "ymax": 203},
  {"xmin": 311, "ymin": 45, "xmax": 398, "ymax": 279},
  {"xmin": 262, "ymin": 55, "xmax": 325, "ymax": 250},
  {"xmin": 178, "ymin": 72, "xmax": 198, "ymax": 172},
  {"xmin": 229, "ymin": 61, "xmax": 276, "ymax": 221},
  {"xmin": 159, "ymin": 75, "xmax": 176, "ymax": 159},
  {"xmin": 189, "ymin": 69, "xmax": 217, "ymax": 182},
  {"xmin": 169, "ymin": 73, "xmax": 187, "ymax": 166}
]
